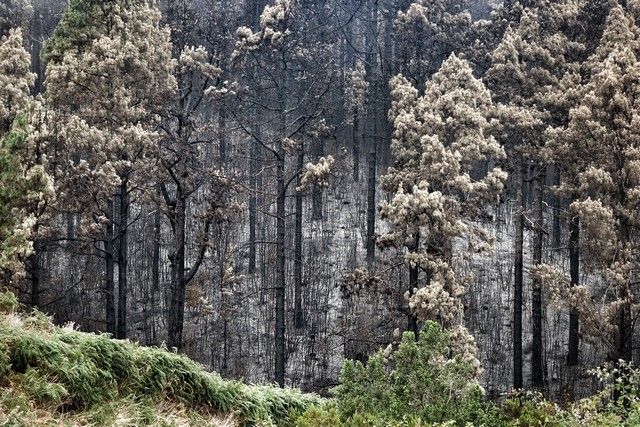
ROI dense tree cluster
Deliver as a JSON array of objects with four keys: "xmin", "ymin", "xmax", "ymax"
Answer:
[{"xmin": 3, "ymin": 0, "xmax": 640, "ymax": 402}]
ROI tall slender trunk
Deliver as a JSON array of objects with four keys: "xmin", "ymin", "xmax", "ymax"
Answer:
[
  {"xmin": 617, "ymin": 223, "xmax": 632, "ymax": 362},
  {"xmin": 249, "ymin": 126, "xmax": 259, "ymax": 274},
  {"xmin": 117, "ymin": 180, "xmax": 129, "ymax": 339},
  {"xmin": 274, "ymin": 72, "xmax": 287, "ymax": 386},
  {"xmin": 30, "ymin": 8, "xmax": 43, "ymax": 95},
  {"xmin": 551, "ymin": 167, "xmax": 562, "ymax": 249},
  {"xmin": 27, "ymin": 237, "xmax": 42, "ymax": 308},
  {"xmin": 408, "ymin": 233, "xmax": 419, "ymax": 338},
  {"xmin": 105, "ymin": 199, "xmax": 116, "ymax": 335},
  {"xmin": 567, "ymin": 212, "xmax": 579, "ymax": 366},
  {"xmin": 219, "ymin": 108, "xmax": 227, "ymax": 164},
  {"xmin": 366, "ymin": 143, "xmax": 377, "ymax": 268},
  {"xmin": 294, "ymin": 148, "xmax": 304, "ymax": 329},
  {"xmin": 532, "ymin": 167, "xmax": 546, "ymax": 390},
  {"xmin": 275, "ymin": 147, "xmax": 286, "ymax": 386},
  {"xmin": 222, "ymin": 319, "xmax": 229, "ymax": 374},
  {"xmin": 364, "ymin": 0, "xmax": 378, "ymax": 269},
  {"xmin": 513, "ymin": 164, "xmax": 524, "ymax": 389},
  {"xmin": 352, "ymin": 109, "xmax": 360, "ymax": 182},
  {"xmin": 151, "ymin": 208, "xmax": 161, "ymax": 344},
  {"xmin": 312, "ymin": 141, "xmax": 324, "ymax": 221},
  {"xmin": 168, "ymin": 195, "xmax": 186, "ymax": 350}
]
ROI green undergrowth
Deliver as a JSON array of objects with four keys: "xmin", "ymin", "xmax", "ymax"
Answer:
[{"xmin": 0, "ymin": 291, "xmax": 321, "ymax": 426}]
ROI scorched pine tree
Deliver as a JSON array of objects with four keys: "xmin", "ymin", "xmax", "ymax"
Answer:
[
  {"xmin": 42, "ymin": 0, "xmax": 175, "ymax": 338},
  {"xmin": 379, "ymin": 54, "xmax": 507, "ymax": 374}
]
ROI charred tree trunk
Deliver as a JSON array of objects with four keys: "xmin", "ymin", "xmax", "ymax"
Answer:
[
  {"xmin": 552, "ymin": 167, "xmax": 562, "ymax": 249},
  {"xmin": 312, "ymin": 141, "xmax": 324, "ymax": 221},
  {"xmin": 219, "ymin": 108, "xmax": 227, "ymax": 164},
  {"xmin": 275, "ymin": 73, "xmax": 287, "ymax": 386},
  {"xmin": 151, "ymin": 208, "xmax": 161, "ymax": 344},
  {"xmin": 352, "ymin": 108, "xmax": 360, "ymax": 182},
  {"xmin": 366, "ymin": 142, "xmax": 377, "ymax": 268},
  {"xmin": 364, "ymin": 0, "xmax": 378, "ymax": 269},
  {"xmin": 294, "ymin": 148, "xmax": 304, "ymax": 329},
  {"xmin": 275, "ymin": 146, "xmax": 286, "ymax": 386},
  {"xmin": 168, "ymin": 195, "xmax": 186, "ymax": 350},
  {"xmin": 567, "ymin": 212, "xmax": 579, "ymax": 366},
  {"xmin": 513, "ymin": 164, "xmax": 524, "ymax": 390},
  {"xmin": 408, "ymin": 233, "xmax": 419, "ymax": 339},
  {"xmin": 117, "ymin": 180, "xmax": 129, "ymax": 339},
  {"xmin": 249, "ymin": 129, "xmax": 259, "ymax": 275},
  {"xmin": 105, "ymin": 199, "xmax": 116, "ymax": 336},
  {"xmin": 27, "ymin": 238, "xmax": 42, "ymax": 308},
  {"xmin": 617, "ymin": 223, "xmax": 632, "ymax": 362},
  {"xmin": 531, "ymin": 167, "xmax": 546, "ymax": 390}
]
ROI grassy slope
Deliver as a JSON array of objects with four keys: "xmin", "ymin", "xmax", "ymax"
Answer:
[{"xmin": 0, "ymin": 293, "xmax": 321, "ymax": 426}]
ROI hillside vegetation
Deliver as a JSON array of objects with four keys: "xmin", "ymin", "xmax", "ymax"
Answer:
[{"xmin": 0, "ymin": 292, "xmax": 321, "ymax": 426}]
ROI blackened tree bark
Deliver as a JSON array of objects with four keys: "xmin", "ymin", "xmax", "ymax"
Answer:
[
  {"xmin": 167, "ymin": 194, "xmax": 186, "ymax": 349},
  {"xmin": 408, "ymin": 233, "xmax": 419, "ymax": 338},
  {"xmin": 105, "ymin": 201, "xmax": 116, "ymax": 336},
  {"xmin": 365, "ymin": 0, "xmax": 378, "ymax": 269},
  {"xmin": 311, "ymin": 140, "xmax": 324, "ymax": 221},
  {"xmin": 352, "ymin": 107, "xmax": 360, "ymax": 182},
  {"xmin": 366, "ymin": 141, "xmax": 377, "ymax": 268},
  {"xmin": 274, "ymin": 60, "xmax": 288, "ymax": 385},
  {"xmin": 151, "ymin": 208, "xmax": 161, "ymax": 344},
  {"xmin": 294, "ymin": 147, "xmax": 305, "ymax": 329},
  {"xmin": 165, "ymin": 188, "xmax": 213, "ymax": 350},
  {"xmin": 567, "ymin": 212, "xmax": 579, "ymax": 366},
  {"xmin": 617, "ymin": 223, "xmax": 632, "ymax": 362},
  {"xmin": 249, "ymin": 138, "xmax": 258, "ymax": 274},
  {"xmin": 275, "ymin": 141, "xmax": 286, "ymax": 386},
  {"xmin": 532, "ymin": 167, "xmax": 546, "ymax": 390},
  {"xmin": 513, "ymin": 164, "xmax": 524, "ymax": 389},
  {"xmin": 116, "ymin": 179, "xmax": 129, "ymax": 339},
  {"xmin": 552, "ymin": 167, "xmax": 562, "ymax": 249}
]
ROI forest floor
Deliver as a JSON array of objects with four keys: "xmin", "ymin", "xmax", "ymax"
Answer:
[{"xmin": 0, "ymin": 292, "xmax": 319, "ymax": 426}]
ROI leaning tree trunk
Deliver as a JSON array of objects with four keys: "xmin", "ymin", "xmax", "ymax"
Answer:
[{"xmin": 532, "ymin": 166, "xmax": 546, "ymax": 390}]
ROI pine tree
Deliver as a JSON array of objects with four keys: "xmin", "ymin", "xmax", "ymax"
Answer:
[
  {"xmin": 380, "ymin": 54, "xmax": 506, "ymax": 375},
  {"xmin": 541, "ymin": 6, "xmax": 640, "ymax": 364},
  {"xmin": 43, "ymin": 0, "xmax": 175, "ymax": 337},
  {"xmin": 485, "ymin": 2, "xmax": 580, "ymax": 389},
  {"xmin": 394, "ymin": 0, "xmax": 473, "ymax": 87},
  {"xmin": 0, "ymin": 28, "xmax": 51, "ymax": 286}
]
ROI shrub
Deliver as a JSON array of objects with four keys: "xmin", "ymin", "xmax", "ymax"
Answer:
[{"xmin": 333, "ymin": 321, "xmax": 503, "ymax": 426}]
